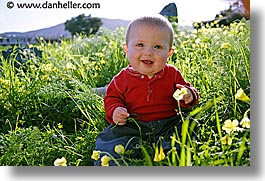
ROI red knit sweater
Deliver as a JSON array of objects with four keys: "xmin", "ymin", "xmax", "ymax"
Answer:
[{"xmin": 104, "ymin": 64, "xmax": 199, "ymax": 124}]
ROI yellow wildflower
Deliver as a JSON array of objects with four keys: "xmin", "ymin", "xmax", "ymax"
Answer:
[
  {"xmin": 235, "ymin": 88, "xmax": 250, "ymax": 102},
  {"xmin": 240, "ymin": 116, "xmax": 250, "ymax": 128},
  {"xmin": 153, "ymin": 146, "xmax": 160, "ymax": 162},
  {"xmin": 153, "ymin": 145, "xmax": 165, "ymax": 162},
  {"xmin": 54, "ymin": 157, "xmax": 67, "ymax": 166},
  {"xmin": 158, "ymin": 145, "xmax": 165, "ymax": 161},
  {"xmin": 173, "ymin": 87, "xmax": 188, "ymax": 101},
  {"xmin": 75, "ymin": 136, "xmax": 84, "ymax": 141},
  {"xmin": 222, "ymin": 119, "xmax": 240, "ymax": 134},
  {"xmin": 195, "ymin": 38, "xmax": 201, "ymax": 44},
  {"xmin": 101, "ymin": 155, "xmax": 111, "ymax": 166},
  {"xmin": 40, "ymin": 63, "xmax": 53, "ymax": 72},
  {"xmin": 57, "ymin": 123, "xmax": 63, "ymax": 129},
  {"xmin": 221, "ymin": 43, "xmax": 230, "ymax": 49},
  {"xmin": 240, "ymin": 109, "xmax": 250, "ymax": 128},
  {"xmin": 65, "ymin": 62, "xmax": 76, "ymax": 70},
  {"xmin": 0, "ymin": 78, "xmax": 9, "ymax": 86},
  {"xmin": 221, "ymin": 134, "xmax": 232, "ymax": 145},
  {"xmin": 91, "ymin": 150, "xmax": 101, "ymax": 161},
  {"xmin": 0, "ymin": 78, "xmax": 6, "ymax": 84},
  {"xmin": 114, "ymin": 144, "xmax": 125, "ymax": 155}
]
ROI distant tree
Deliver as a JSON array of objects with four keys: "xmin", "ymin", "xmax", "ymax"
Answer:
[{"xmin": 64, "ymin": 14, "xmax": 103, "ymax": 36}]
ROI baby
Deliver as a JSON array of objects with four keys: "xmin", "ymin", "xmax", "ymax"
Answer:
[{"xmin": 93, "ymin": 14, "xmax": 199, "ymax": 166}]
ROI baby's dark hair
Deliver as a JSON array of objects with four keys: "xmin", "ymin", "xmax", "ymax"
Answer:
[{"xmin": 125, "ymin": 14, "xmax": 174, "ymax": 49}]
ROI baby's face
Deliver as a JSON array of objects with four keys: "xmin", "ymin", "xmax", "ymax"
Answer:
[{"xmin": 123, "ymin": 24, "xmax": 174, "ymax": 78}]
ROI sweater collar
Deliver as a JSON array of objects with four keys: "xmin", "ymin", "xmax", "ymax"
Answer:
[{"xmin": 125, "ymin": 65, "xmax": 165, "ymax": 80}]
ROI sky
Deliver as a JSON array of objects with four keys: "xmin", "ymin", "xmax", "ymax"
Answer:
[{"xmin": 0, "ymin": 0, "xmax": 239, "ymax": 33}]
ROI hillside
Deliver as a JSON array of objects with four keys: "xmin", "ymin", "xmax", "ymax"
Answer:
[{"xmin": 0, "ymin": 18, "xmax": 130, "ymax": 39}]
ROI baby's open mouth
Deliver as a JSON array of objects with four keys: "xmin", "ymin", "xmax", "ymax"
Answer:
[{"xmin": 141, "ymin": 60, "xmax": 154, "ymax": 64}]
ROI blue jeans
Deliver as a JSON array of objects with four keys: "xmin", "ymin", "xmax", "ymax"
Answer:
[{"xmin": 93, "ymin": 114, "xmax": 184, "ymax": 166}]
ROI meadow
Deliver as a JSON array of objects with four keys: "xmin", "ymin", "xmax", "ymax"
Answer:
[{"xmin": 0, "ymin": 19, "xmax": 250, "ymax": 166}]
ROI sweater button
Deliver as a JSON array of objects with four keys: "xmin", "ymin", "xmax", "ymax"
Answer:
[{"xmin": 141, "ymin": 75, "xmax": 144, "ymax": 79}]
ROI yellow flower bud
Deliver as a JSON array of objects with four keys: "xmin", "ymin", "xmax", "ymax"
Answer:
[
  {"xmin": 158, "ymin": 145, "xmax": 165, "ymax": 161},
  {"xmin": 240, "ymin": 116, "xmax": 250, "ymax": 128},
  {"xmin": 91, "ymin": 150, "xmax": 101, "ymax": 161},
  {"xmin": 114, "ymin": 144, "xmax": 125, "ymax": 155},
  {"xmin": 235, "ymin": 88, "xmax": 250, "ymax": 102},
  {"xmin": 221, "ymin": 135, "xmax": 232, "ymax": 145},
  {"xmin": 101, "ymin": 155, "xmax": 111, "ymax": 166},
  {"xmin": 153, "ymin": 144, "xmax": 165, "ymax": 162},
  {"xmin": 153, "ymin": 146, "xmax": 160, "ymax": 162}
]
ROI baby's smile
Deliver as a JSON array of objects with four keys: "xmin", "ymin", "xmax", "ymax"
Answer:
[{"xmin": 141, "ymin": 59, "xmax": 154, "ymax": 65}]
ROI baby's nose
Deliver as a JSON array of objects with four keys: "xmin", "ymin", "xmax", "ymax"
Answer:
[{"xmin": 143, "ymin": 47, "xmax": 153, "ymax": 55}]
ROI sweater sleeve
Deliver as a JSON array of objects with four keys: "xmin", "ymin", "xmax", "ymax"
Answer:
[
  {"xmin": 180, "ymin": 85, "xmax": 200, "ymax": 108},
  {"xmin": 104, "ymin": 77, "xmax": 126, "ymax": 124}
]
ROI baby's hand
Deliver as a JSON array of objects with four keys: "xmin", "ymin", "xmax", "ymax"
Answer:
[
  {"xmin": 113, "ymin": 107, "xmax": 130, "ymax": 125},
  {"xmin": 175, "ymin": 84, "xmax": 194, "ymax": 104}
]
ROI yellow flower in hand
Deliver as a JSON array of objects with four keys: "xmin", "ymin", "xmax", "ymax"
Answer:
[
  {"xmin": 173, "ymin": 87, "xmax": 188, "ymax": 101},
  {"xmin": 91, "ymin": 150, "xmax": 101, "ymax": 160},
  {"xmin": 101, "ymin": 155, "xmax": 111, "ymax": 166},
  {"xmin": 114, "ymin": 144, "xmax": 125, "ymax": 155},
  {"xmin": 54, "ymin": 157, "xmax": 67, "ymax": 166},
  {"xmin": 235, "ymin": 88, "xmax": 250, "ymax": 102}
]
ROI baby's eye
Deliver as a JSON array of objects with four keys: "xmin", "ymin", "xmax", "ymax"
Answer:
[
  {"xmin": 136, "ymin": 43, "xmax": 144, "ymax": 47},
  {"xmin": 154, "ymin": 45, "xmax": 163, "ymax": 49}
]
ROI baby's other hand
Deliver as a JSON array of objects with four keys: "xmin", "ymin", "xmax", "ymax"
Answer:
[
  {"xmin": 175, "ymin": 84, "xmax": 194, "ymax": 104},
  {"xmin": 113, "ymin": 107, "xmax": 130, "ymax": 125}
]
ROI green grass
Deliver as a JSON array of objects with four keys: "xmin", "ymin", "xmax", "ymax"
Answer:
[{"xmin": 0, "ymin": 20, "xmax": 250, "ymax": 166}]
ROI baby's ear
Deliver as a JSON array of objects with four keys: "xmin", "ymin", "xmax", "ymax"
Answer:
[
  {"xmin": 168, "ymin": 48, "xmax": 174, "ymax": 57},
  {"xmin": 123, "ymin": 44, "xmax": 128, "ymax": 54}
]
